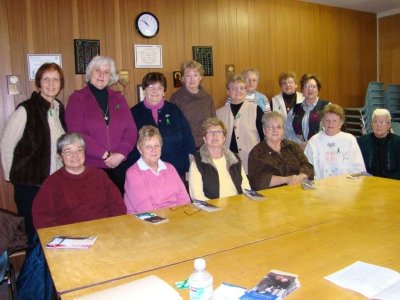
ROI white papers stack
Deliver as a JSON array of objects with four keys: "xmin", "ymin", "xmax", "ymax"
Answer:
[{"xmin": 325, "ymin": 261, "xmax": 400, "ymax": 300}]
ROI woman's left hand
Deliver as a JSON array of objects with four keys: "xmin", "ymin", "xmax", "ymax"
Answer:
[{"xmin": 104, "ymin": 153, "xmax": 125, "ymax": 168}]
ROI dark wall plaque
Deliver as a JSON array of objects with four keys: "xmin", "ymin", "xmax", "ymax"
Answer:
[
  {"xmin": 74, "ymin": 39, "xmax": 100, "ymax": 74},
  {"xmin": 192, "ymin": 46, "xmax": 213, "ymax": 76}
]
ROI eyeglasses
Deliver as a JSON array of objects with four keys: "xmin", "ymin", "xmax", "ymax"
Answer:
[
  {"xmin": 229, "ymin": 86, "xmax": 246, "ymax": 92},
  {"xmin": 146, "ymin": 84, "xmax": 164, "ymax": 92},
  {"xmin": 372, "ymin": 121, "xmax": 390, "ymax": 126},
  {"xmin": 206, "ymin": 130, "xmax": 224, "ymax": 136},
  {"xmin": 282, "ymin": 80, "xmax": 295, "ymax": 86},
  {"xmin": 169, "ymin": 204, "xmax": 200, "ymax": 216},
  {"xmin": 62, "ymin": 148, "xmax": 84, "ymax": 157},
  {"xmin": 304, "ymin": 85, "xmax": 317, "ymax": 90},
  {"xmin": 265, "ymin": 125, "xmax": 283, "ymax": 131}
]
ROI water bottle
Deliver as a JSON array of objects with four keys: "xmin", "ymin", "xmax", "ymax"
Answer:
[{"xmin": 188, "ymin": 258, "xmax": 213, "ymax": 300}]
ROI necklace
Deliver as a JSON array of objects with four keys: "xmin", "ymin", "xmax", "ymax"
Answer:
[{"xmin": 101, "ymin": 105, "xmax": 109, "ymax": 122}]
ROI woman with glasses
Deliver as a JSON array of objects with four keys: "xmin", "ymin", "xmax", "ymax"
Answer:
[
  {"xmin": 285, "ymin": 73, "xmax": 329, "ymax": 150},
  {"xmin": 304, "ymin": 104, "xmax": 366, "ymax": 179},
  {"xmin": 32, "ymin": 132, "xmax": 126, "ymax": 229},
  {"xmin": 66, "ymin": 56, "xmax": 137, "ymax": 195},
  {"xmin": 217, "ymin": 74, "xmax": 264, "ymax": 174},
  {"xmin": 271, "ymin": 71, "xmax": 304, "ymax": 120},
  {"xmin": 357, "ymin": 109, "xmax": 400, "ymax": 179},
  {"xmin": 129, "ymin": 72, "xmax": 195, "ymax": 182},
  {"xmin": 124, "ymin": 126, "xmax": 190, "ymax": 214},
  {"xmin": 248, "ymin": 112, "xmax": 314, "ymax": 190},
  {"xmin": 189, "ymin": 117, "xmax": 250, "ymax": 201}
]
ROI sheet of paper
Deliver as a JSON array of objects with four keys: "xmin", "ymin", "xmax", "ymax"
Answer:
[{"xmin": 324, "ymin": 261, "xmax": 400, "ymax": 299}]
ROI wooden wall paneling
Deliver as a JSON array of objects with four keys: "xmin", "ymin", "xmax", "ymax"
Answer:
[
  {"xmin": 379, "ymin": 13, "xmax": 400, "ymax": 85},
  {"xmin": 235, "ymin": 0, "xmax": 250, "ymax": 73}
]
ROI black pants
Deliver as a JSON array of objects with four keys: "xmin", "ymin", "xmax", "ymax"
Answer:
[
  {"xmin": 102, "ymin": 166, "xmax": 125, "ymax": 196},
  {"xmin": 13, "ymin": 184, "xmax": 40, "ymax": 243}
]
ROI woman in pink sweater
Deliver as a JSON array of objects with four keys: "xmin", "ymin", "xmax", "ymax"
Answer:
[{"xmin": 124, "ymin": 125, "xmax": 190, "ymax": 214}]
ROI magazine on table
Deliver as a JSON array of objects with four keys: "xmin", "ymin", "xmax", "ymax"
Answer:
[
  {"xmin": 192, "ymin": 199, "xmax": 222, "ymax": 212},
  {"xmin": 135, "ymin": 212, "xmax": 169, "ymax": 224},
  {"xmin": 240, "ymin": 269, "xmax": 300, "ymax": 299},
  {"xmin": 46, "ymin": 236, "xmax": 97, "ymax": 249},
  {"xmin": 244, "ymin": 189, "xmax": 266, "ymax": 201}
]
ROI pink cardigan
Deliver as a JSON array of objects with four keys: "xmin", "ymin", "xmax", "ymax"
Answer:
[{"xmin": 124, "ymin": 160, "xmax": 190, "ymax": 214}]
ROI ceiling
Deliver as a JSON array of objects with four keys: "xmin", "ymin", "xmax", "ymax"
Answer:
[{"xmin": 301, "ymin": 0, "xmax": 400, "ymax": 15}]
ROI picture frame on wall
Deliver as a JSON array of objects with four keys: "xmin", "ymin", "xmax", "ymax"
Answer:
[
  {"xmin": 74, "ymin": 39, "xmax": 100, "ymax": 74},
  {"xmin": 137, "ymin": 84, "xmax": 145, "ymax": 102},
  {"xmin": 27, "ymin": 54, "xmax": 62, "ymax": 81},
  {"xmin": 134, "ymin": 44, "xmax": 163, "ymax": 68},
  {"xmin": 192, "ymin": 46, "xmax": 213, "ymax": 76}
]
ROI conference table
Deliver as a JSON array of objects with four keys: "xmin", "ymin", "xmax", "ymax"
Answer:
[{"xmin": 36, "ymin": 175, "xmax": 400, "ymax": 299}]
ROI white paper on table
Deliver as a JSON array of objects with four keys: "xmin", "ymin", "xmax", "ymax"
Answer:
[
  {"xmin": 324, "ymin": 261, "xmax": 400, "ymax": 299},
  {"xmin": 213, "ymin": 282, "xmax": 247, "ymax": 300},
  {"xmin": 75, "ymin": 275, "xmax": 182, "ymax": 300}
]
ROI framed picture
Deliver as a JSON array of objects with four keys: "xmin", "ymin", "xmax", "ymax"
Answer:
[
  {"xmin": 74, "ymin": 39, "xmax": 100, "ymax": 74},
  {"xmin": 134, "ymin": 44, "xmax": 163, "ymax": 68},
  {"xmin": 192, "ymin": 46, "xmax": 213, "ymax": 76},
  {"xmin": 137, "ymin": 84, "xmax": 145, "ymax": 102},
  {"xmin": 173, "ymin": 71, "xmax": 182, "ymax": 88},
  {"xmin": 27, "ymin": 54, "xmax": 62, "ymax": 81}
]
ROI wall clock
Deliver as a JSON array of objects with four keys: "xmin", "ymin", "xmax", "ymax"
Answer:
[{"xmin": 135, "ymin": 12, "xmax": 159, "ymax": 38}]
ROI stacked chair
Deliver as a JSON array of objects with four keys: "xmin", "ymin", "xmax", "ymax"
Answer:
[
  {"xmin": 344, "ymin": 82, "xmax": 385, "ymax": 136},
  {"xmin": 384, "ymin": 84, "xmax": 400, "ymax": 122}
]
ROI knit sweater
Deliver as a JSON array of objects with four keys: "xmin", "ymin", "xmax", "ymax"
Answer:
[
  {"xmin": 32, "ymin": 166, "xmax": 126, "ymax": 229},
  {"xmin": 248, "ymin": 140, "xmax": 314, "ymax": 190},
  {"xmin": 170, "ymin": 86, "xmax": 215, "ymax": 147},
  {"xmin": 124, "ymin": 158, "xmax": 190, "ymax": 214}
]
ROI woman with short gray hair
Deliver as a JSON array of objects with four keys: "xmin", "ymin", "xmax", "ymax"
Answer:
[{"xmin": 66, "ymin": 55, "xmax": 137, "ymax": 194}]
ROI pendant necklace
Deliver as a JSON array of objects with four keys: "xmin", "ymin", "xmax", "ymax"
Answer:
[{"xmin": 103, "ymin": 105, "xmax": 109, "ymax": 121}]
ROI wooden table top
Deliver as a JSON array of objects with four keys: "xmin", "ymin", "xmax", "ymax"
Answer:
[{"xmin": 37, "ymin": 175, "xmax": 399, "ymax": 298}]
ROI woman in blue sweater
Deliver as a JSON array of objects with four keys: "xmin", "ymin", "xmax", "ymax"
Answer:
[{"xmin": 129, "ymin": 72, "xmax": 195, "ymax": 181}]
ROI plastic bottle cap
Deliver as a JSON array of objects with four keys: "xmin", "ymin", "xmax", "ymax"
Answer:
[{"xmin": 194, "ymin": 258, "xmax": 206, "ymax": 271}]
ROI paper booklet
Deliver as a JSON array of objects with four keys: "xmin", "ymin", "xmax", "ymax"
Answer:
[
  {"xmin": 325, "ymin": 261, "xmax": 400, "ymax": 300},
  {"xmin": 135, "ymin": 212, "xmax": 169, "ymax": 224},
  {"xmin": 244, "ymin": 189, "xmax": 266, "ymax": 201},
  {"xmin": 46, "ymin": 236, "xmax": 97, "ymax": 249},
  {"xmin": 192, "ymin": 200, "xmax": 222, "ymax": 212},
  {"xmin": 240, "ymin": 269, "xmax": 300, "ymax": 300}
]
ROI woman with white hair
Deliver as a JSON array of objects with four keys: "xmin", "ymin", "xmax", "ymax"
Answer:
[
  {"xmin": 66, "ymin": 55, "xmax": 137, "ymax": 194},
  {"xmin": 357, "ymin": 109, "xmax": 400, "ymax": 179}
]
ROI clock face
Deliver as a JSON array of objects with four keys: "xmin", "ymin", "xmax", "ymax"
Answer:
[{"xmin": 135, "ymin": 12, "xmax": 159, "ymax": 38}]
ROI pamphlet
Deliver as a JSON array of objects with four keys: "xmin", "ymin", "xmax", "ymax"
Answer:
[
  {"xmin": 302, "ymin": 179, "xmax": 316, "ymax": 190},
  {"xmin": 346, "ymin": 172, "xmax": 372, "ymax": 179},
  {"xmin": 192, "ymin": 200, "xmax": 222, "ymax": 212},
  {"xmin": 240, "ymin": 270, "xmax": 300, "ymax": 300},
  {"xmin": 135, "ymin": 212, "xmax": 169, "ymax": 224},
  {"xmin": 325, "ymin": 261, "xmax": 400, "ymax": 300},
  {"xmin": 244, "ymin": 189, "xmax": 266, "ymax": 201},
  {"xmin": 46, "ymin": 236, "xmax": 97, "ymax": 249},
  {"xmin": 214, "ymin": 282, "xmax": 247, "ymax": 300}
]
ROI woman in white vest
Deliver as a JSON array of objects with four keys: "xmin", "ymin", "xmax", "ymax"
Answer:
[
  {"xmin": 271, "ymin": 71, "xmax": 304, "ymax": 120},
  {"xmin": 216, "ymin": 74, "xmax": 264, "ymax": 174}
]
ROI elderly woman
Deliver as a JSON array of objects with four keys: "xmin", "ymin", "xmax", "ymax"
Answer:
[
  {"xmin": 32, "ymin": 133, "xmax": 126, "ymax": 229},
  {"xmin": 170, "ymin": 60, "xmax": 215, "ymax": 148},
  {"xmin": 217, "ymin": 74, "xmax": 264, "ymax": 174},
  {"xmin": 271, "ymin": 71, "xmax": 304, "ymax": 119},
  {"xmin": 248, "ymin": 111, "xmax": 314, "ymax": 190},
  {"xmin": 285, "ymin": 73, "xmax": 329, "ymax": 149},
  {"xmin": 226, "ymin": 68, "xmax": 270, "ymax": 112},
  {"xmin": 130, "ymin": 72, "xmax": 195, "ymax": 180},
  {"xmin": 305, "ymin": 104, "xmax": 366, "ymax": 179},
  {"xmin": 66, "ymin": 55, "xmax": 137, "ymax": 194},
  {"xmin": 124, "ymin": 126, "xmax": 190, "ymax": 214},
  {"xmin": 357, "ymin": 109, "xmax": 400, "ymax": 179},
  {"xmin": 0, "ymin": 62, "xmax": 66, "ymax": 241},
  {"xmin": 189, "ymin": 117, "xmax": 250, "ymax": 201}
]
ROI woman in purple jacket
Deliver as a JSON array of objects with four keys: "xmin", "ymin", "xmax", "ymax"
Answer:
[{"xmin": 66, "ymin": 56, "xmax": 137, "ymax": 194}]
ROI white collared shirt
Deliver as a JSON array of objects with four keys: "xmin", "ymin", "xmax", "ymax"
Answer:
[{"xmin": 137, "ymin": 157, "xmax": 167, "ymax": 175}]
